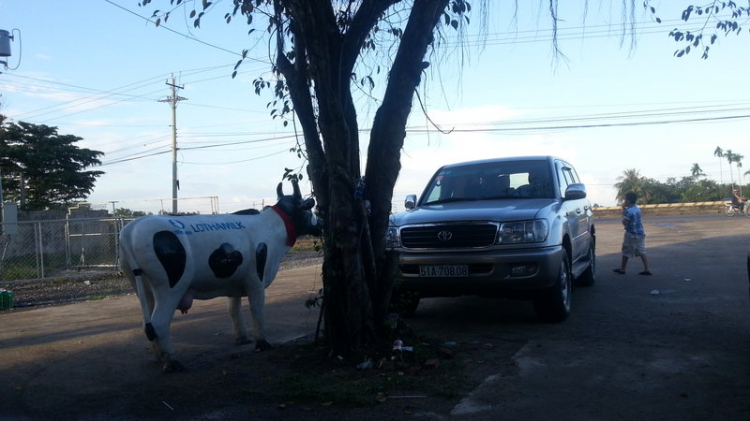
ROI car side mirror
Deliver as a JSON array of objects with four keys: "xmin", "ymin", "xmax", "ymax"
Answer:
[
  {"xmin": 405, "ymin": 194, "xmax": 417, "ymax": 210},
  {"xmin": 565, "ymin": 183, "xmax": 587, "ymax": 200}
]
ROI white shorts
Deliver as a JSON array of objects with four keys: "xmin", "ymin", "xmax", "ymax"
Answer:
[{"xmin": 622, "ymin": 232, "xmax": 646, "ymax": 258}]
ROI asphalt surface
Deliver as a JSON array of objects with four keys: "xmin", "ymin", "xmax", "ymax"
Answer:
[
  {"xmin": 1, "ymin": 214, "xmax": 749, "ymax": 420},
  {"xmin": 411, "ymin": 214, "xmax": 750, "ymax": 420}
]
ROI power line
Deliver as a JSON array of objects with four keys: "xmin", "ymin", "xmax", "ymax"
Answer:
[{"xmin": 105, "ymin": 0, "xmax": 270, "ymax": 64}]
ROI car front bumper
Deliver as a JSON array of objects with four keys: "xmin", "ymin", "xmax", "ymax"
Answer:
[{"xmin": 397, "ymin": 244, "xmax": 565, "ymax": 297}]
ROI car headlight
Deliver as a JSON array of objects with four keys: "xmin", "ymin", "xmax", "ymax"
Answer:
[
  {"xmin": 385, "ymin": 226, "xmax": 401, "ymax": 248},
  {"xmin": 496, "ymin": 220, "xmax": 548, "ymax": 244}
]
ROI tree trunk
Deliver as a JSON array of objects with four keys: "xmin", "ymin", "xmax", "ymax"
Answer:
[
  {"xmin": 280, "ymin": 0, "xmax": 451, "ymax": 357},
  {"xmin": 366, "ymin": 0, "xmax": 449, "ymax": 332}
]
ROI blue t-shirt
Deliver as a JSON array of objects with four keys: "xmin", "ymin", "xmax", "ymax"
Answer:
[{"xmin": 623, "ymin": 205, "xmax": 645, "ymax": 235}]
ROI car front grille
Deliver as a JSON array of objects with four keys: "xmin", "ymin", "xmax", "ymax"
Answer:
[{"xmin": 400, "ymin": 223, "xmax": 498, "ymax": 249}]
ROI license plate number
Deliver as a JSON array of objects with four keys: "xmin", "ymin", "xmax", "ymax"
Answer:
[{"xmin": 419, "ymin": 265, "xmax": 468, "ymax": 277}]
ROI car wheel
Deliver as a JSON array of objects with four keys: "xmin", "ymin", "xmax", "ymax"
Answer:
[
  {"xmin": 533, "ymin": 252, "xmax": 572, "ymax": 323},
  {"xmin": 575, "ymin": 242, "xmax": 596, "ymax": 287}
]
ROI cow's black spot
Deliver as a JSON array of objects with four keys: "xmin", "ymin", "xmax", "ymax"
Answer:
[
  {"xmin": 256, "ymin": 242, "xmax": 268, "ymax": 281},
  {"xmin": 209, "ymin": 243, "xmax": 243, "ymax": 278},
  {"xmin": 153, "ymin": 231, "xmax": 186, "ymax": 288}
]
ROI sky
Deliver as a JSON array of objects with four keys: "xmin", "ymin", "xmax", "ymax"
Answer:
[{"xmin": 1, "ymin": 1, "xmax": 749, "ymax": 215}]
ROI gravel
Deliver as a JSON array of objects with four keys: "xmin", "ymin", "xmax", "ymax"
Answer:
[{"xmin": 1, "ymin": 250, "xmax": 322, "ymax": 310}]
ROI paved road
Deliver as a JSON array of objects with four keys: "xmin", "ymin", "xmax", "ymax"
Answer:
[
  {"xmin": 409, "ymin": 214, "xmax": 750, "ymax": 420},
  {"xmin": 1, "ymin": 214, "xmax": 749, "ymax": 420}
]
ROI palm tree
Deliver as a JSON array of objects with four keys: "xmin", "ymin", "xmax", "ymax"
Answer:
[
  {"xmin": 614, "ymin": 168, "xmax": 644, "ymax": 204},
  {"xmin": 690, "ymin": 163, "xmax": 705, "ymax": 179},
  {"xmin": 714, "ymin": 146, "xmax": 724, "ymax": 194},
  {"xmin": 736, "ymin": 156, "xmax": 744, "ymax": 195},
  {"xmin": 725, "ymin": 149, "xmax": 736, "ymax": 188}
]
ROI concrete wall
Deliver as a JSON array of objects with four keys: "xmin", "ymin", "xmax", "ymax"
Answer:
[{"xmin": 593, "ymin": 201, "xmax": 727, "ymax": 219}]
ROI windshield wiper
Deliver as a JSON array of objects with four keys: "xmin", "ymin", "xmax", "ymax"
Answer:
[{"xmin": 422, "ymin": 197, "xmax": 480, "ymax": 205}]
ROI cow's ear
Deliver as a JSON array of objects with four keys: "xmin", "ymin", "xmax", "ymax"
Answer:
[
  {"xmin": 301, "ymin": 198, "xmax": 315, "ymax": 210},
  {"xmin": 276, "ymin": 182, "xmax": 284, "ymax": 199}
]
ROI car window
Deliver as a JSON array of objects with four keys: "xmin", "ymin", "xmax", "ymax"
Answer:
[
  {"xmin": 421, "ymin": 160, "xmax": 554, "ymax": 204},
  {"xmin": 556, "ymin": 161, "xmax": 580, "ymax": 197}
]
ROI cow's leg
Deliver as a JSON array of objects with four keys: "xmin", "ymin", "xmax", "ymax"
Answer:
[
  {"xmin": 226, "ymin": 296, "xmax": 251, "ymax": 345},
  {"xmin": 247, "ymin": 286, "xmax": 271, "ymax": 351},
  {"xmin": 148, "ymin": 296, "xmax": 185, "ymax": 373}
]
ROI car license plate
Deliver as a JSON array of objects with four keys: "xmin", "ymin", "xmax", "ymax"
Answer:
[{"xmin": 419, "ymin": 265, "xmax": 468, "ymax": 277}]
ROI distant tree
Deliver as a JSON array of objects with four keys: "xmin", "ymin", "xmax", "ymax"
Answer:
[
  {"xmin": 733, "ymin": 155, "xmax": 744, "ymax": 195},
  {"xmin": 690, "ymin": 163, "xmax": 704, "ymax": 179},
  {"xmin": 714, "ymin": 146, "xmax": 725, "ymax": 196},
  {"xmin": 0, "ymin": 118, "xmax": 104, "ymax": 210},
  {"xmin": 642, "ymin": 177, "xmax": 676, "ymax": 204},
  {"xmin": 614, "ymin": 169, "xmax": 645, "ymax": 203},
  {"xmin": 725, "ymin": 149, "xmax": 737, "ymax": 187},
  {"xmin": 114, "ymin": 208, "xmax": 148, "ymax": 217},
  {"xmin": 682, "ymin": 179, "xmax": 721, "ymax": 203}
]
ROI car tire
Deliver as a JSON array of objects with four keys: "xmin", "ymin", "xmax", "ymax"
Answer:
[
  {"xmin": 533, "ymin": 252, "xmax": 572, "ymax": 323},
  {"xmin": 575, "ymin": 242, "xmax": 596, "ymax": 287}
]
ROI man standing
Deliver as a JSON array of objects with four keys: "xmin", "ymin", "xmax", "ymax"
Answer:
[
  {"xmin": 613, "ymin": 192, "xmax": 651, "ymax": 276},
  {"xmin": 731, "ymin": 188, "xmax": 746, "ymax": 213}
]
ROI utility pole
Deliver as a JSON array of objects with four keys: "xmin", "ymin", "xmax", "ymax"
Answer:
[{"xmin": 159, "ymin": 76, "xmax": 187, "ymax": 214}]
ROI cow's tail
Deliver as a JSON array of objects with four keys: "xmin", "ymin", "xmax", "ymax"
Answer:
[
  {"xmin": 120, "ymin": 230, "xmax": 157, "ymax": 341},
  {"xmin": 132, "ymin": 268, "xmax": 157, "ymax": 341}
]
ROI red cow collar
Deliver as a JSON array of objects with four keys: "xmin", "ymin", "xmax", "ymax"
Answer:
[{"xmin": 271, "ymin": 206, "xmax": 297, "ymax": 247}]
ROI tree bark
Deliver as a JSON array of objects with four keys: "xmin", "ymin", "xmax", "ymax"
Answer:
[
  {"xmin": 366, "ymin": 0, "xmax": 449, "ymax": 327},
  {"xmin": 280, "ymin": 0, "xmax": 451, "ymax": 356}
]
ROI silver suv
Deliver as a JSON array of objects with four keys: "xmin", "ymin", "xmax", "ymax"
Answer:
[{"xmin": 387, "ymin": 156, "xmax": 595, "ymax": 322}]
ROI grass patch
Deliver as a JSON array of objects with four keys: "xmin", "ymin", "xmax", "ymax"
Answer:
[
  {"xmin": 290, "ymin": 235, "xmax": 322, "ymax": 252},
  {"xmin": 241, "ymin": 337, "xmax": 474, "ymax": 408}
]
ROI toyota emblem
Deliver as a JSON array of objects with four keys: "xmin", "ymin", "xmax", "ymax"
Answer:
[{"xmin": 437, "ymin": 230, "xmax": 453, "ymax": 242}]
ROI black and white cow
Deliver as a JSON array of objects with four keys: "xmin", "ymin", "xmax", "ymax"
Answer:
[{"xmin": 119, "ymin": 181, "xmax": 318, "ymax": 373}]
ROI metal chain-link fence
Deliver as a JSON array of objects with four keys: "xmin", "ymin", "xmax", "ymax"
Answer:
[{"xmin": 0, "ymin": 217, "xmax": 134, "ymax": 283}]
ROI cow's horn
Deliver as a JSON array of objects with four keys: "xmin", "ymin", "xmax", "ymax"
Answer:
[
  {"xmin": 277, "ymin": 182, "xmax": 284, "ymax": 198},
  {"xmin": 292, "ymin": 179, "xmax": 301, "ymax": 199}
]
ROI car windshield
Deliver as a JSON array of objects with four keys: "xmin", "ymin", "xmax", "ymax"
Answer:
[{"xmin": 420, "ymin": 160, "xmax": 554, "ymax": 205}]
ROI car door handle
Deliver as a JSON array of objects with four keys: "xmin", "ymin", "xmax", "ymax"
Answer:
[{"xmin": 576, "ymin": 208, "xmax": 582, "ymax": 214}]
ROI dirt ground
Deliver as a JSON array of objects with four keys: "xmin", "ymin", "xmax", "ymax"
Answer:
[
  {"xmin": 2, "ymin": 215, "xmax": 750, "ymax": 420},
  {"xmin": 1, "ymin": 260, "xmax": 493, "ymax": 421}
]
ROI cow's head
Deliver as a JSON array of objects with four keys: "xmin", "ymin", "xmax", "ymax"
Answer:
[{"xmin": 272, "ymin": 180, "xmax": 320, "ymax": 245}]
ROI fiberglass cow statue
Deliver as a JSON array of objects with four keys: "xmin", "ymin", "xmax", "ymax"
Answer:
[{"xmin": 119, "ymin": 180, "xmax": 318, "ymax": 373}]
